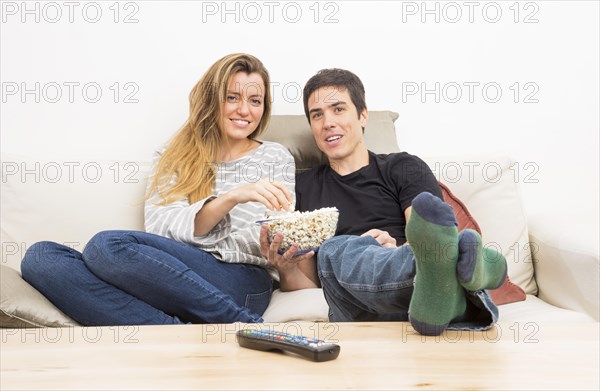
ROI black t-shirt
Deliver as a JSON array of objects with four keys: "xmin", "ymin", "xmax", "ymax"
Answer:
[{"xmin": 296, "ymin": 151, "xmax": 442, "ymax": 245}]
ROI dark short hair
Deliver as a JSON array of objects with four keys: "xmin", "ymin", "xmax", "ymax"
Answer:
[{"xmin": 302, "ymin": 68, "xmax": 366, "ymax": 121}]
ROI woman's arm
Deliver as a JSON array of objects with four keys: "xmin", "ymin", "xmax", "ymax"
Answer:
[
  {"xmin": 193, "ymin": 179, "xmax": 293, "ymax": 237},
  {"xmin": 259, "ymin": 225, "xmax": 319, "ymax": 291}
]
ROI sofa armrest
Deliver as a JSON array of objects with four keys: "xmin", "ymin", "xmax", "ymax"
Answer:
[{"xmin": 529, "ymin": 213, "xmax": 599, "ymax": 321}]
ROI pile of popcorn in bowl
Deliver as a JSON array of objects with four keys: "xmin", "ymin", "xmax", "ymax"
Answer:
[{"xmin": 260, "ymin": 207, "xmax": 339, "ymax": 254}]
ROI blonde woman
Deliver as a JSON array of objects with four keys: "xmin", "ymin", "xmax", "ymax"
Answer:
[{"xmin": 21, "ymin": 53, "xmax": 295, "ymax": 325}]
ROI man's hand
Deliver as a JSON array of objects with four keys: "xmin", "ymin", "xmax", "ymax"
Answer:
[
  {"xmin": 361, "ymin": 229, "xmax": 397, "ymax": 248},
  {"xmin": 259, "ymin": 224, "xmax": 318, "ymax": 291}
]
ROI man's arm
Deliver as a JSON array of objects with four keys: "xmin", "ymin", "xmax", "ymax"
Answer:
[
  {"xmin": 403, "ymin": 206, "xmax": 412, "ymax": 245},
  {"xmin": 404, "ymin": 206, "xmax": 412, "ymax": 222},
  {"xmin": 360, "ymin": 206, "xmax": 412, "ymax": 248},
  {"xmin": 360, "ymin": 229, "xmax": 397, "ymax": 248}
]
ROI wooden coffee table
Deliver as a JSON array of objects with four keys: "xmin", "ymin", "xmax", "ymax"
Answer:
[{"xmin": 2, "ymin": 320, "xmax": 598, "ymax": 390}]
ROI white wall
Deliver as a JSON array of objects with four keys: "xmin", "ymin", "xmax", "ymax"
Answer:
[{"xmin": 1, "ymin": 0, "xmax": 598, "ymax": 222}]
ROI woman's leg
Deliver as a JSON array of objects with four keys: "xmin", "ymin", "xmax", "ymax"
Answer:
[
  {"xmin": 82, "ymin": 230, "xmax": 272, "ymax": 324},
  {"xmin": 20, "ymin": 241, "xmax": 182, "ymax": 326}
]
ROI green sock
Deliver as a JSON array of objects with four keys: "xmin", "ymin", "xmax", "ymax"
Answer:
[
  {"xmin": 457, "ymin": 229, "xmax": 508, "ymax": 291},
  {"xmin": 406, "ymin": 192, "xmax": 466, "ymax": 336}
]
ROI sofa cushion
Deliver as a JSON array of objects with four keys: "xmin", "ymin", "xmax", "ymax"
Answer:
[
  {"xmin": 423, "ymin": 156, "xmax": 537, "ymax": 296},
  {"xmin": 262, "ymin": 288, "xmax": 329, "ymax": 322},
  {"xmin": 0, "ymin": 265, "xmax": 78, "ymax": 327},
  {"xmin": 498, "ymin": 294, "xmax": 597, "ymax": 324},
  {"xmin": 439, "ymin": 181, "xmax": 526, "ymax": 305},
  {"xmin": 0, "ymin": 156, "xmax": 151, "ymax": 271},
  {"xmin": 438, "ymin": 181, "xmax": 482, "ymax": 234},
  {"xmin": 261, "ymin": 111, "xmax": 400, "ymax": 172},
  {"xmin": 489, "ymin": 275, "xmax": 526, "ymax": 305}
]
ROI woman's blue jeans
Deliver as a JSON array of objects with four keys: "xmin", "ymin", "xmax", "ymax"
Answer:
[
  {"xmin": 21, "ymin": 230, "xmax": 272, "ymax": 326},
  {"xmin": 317, "ymin": 235, "xmax": 498, "ymax": 330}
]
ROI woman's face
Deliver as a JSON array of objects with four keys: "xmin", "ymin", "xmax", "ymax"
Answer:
[{"xmin": 220, "ymin": 71, "xmax": 265, "ymax": 143}]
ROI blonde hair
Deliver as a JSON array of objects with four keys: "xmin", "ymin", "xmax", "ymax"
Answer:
[{"xmin": 147, "ymin": 53, "xmax": 272, "ymax": 205}]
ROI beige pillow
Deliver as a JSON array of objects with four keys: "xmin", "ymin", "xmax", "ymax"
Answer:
[
  {"xmin": 0, "ymin": 265, "xmax": 79, "ymax": 327},
  {"xmin": 423, "ymin": 156, "xmax": 537, "ymax": 295},
  {"xmin": 0, "ymin": 156, "xmax": 151, "ymax": 271},
  {"xmin": 261, "ymin": 111, "xmax": 400, "ymax": 172},
  {"xmin": 262, "ymin": 288, "xmax": 329, "ymax": 322}
]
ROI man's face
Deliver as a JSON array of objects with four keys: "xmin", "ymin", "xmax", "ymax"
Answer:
[{"xmin": 306, "ymin": 86, "xmax": 368, "ymax": 165}]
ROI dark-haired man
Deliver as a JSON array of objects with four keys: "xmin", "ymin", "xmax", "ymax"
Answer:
[{"xmin": 261, "ymin": 69, "xmax": 507, "ymax": 335}]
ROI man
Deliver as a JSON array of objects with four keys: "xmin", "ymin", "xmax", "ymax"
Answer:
[{"xmin": 261, "ymin": 68, "xmax": 507, "ymax": 336}]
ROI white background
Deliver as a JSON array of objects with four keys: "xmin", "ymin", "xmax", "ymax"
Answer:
[{"xmin": 1, "ymin": 0, "xmax": 598, "ymax": 222}]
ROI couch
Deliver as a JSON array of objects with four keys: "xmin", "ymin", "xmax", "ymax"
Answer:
[{"xmin": 1, "ymin": 111, "xmax": 598, "ymax": 327}]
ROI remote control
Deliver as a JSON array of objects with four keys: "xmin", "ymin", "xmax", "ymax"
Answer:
[{"xmin": 236, "ymin": 329, "xmax": 340, "ymax": 362}]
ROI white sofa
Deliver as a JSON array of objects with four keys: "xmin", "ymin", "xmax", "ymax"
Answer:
[{"xmin": 1, "ymin": 112, "xmax": 598, "ymax": 327}]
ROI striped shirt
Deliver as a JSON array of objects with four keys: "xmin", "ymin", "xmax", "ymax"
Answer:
[{"xmin": 144, "ymin": 141, "xmax": 296, "ymax": 279}]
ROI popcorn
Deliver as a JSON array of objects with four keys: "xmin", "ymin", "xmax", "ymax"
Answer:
[{"xmin": 262, "ymin": 207, "xmax": 339, "ymax": 253}]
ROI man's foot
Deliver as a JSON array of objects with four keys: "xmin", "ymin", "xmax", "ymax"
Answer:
[
  {"xmin": 457, "ymin": 229, "xmax": 507, "ymax": 291},
  {"xmin": 406, "ymin": 192, "xmax": 466, "ymax": 336}
]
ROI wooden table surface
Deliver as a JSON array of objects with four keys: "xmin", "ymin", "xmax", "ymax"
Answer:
[{"xmin": 1, "ymin": 320, "xmax": 598, "ymax": 390}]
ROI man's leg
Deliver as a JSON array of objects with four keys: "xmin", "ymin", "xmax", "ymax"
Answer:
[
  {"xmin": 317, "ymin": 235, "xmax": 416, "ymax": 322},
  {"xmin": 406, "ymin": 192, "xmax": 466, "ymax": 336},
  {"xmin": 457, "ymin": 229, "xmax": 507, "ymax": 291}
]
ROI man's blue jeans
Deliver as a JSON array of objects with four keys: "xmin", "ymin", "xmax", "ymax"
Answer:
[
  {"xmin": 21, "ymin": 230, "xmax": 272, "ymax": 326},
  {"xmin": 317, "ymin": 235, "xmax": 498, "ymax": 330}
]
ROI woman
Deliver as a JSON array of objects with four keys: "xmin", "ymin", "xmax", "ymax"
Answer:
[{"xmin": 21, "ymin": 53, "xmax": 295, "ymax": 326}]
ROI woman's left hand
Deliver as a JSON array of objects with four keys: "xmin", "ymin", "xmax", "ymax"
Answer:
[{"xmin": 259, "ymin": 224, "xmax": 317, "ymax": 290}]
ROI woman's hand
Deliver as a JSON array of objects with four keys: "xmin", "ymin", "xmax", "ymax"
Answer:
[
  {"xmin": 259, "ymin": 224, "xmax": 318, "ymax": 291},
  {"xmin": 361, "ymin": 229, "xmax": 397, "ymax": 248},
  {"xmin": 193, "ymin": 179, "xmax": 292, "ymax": 237},
  {"xmin": 228, "ymin": 179, "xmax": 293, "ymax": 212}
]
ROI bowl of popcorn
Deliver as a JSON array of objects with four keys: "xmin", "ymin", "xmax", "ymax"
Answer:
[{"xmin": 258, "ymin": 207, "xmax": 339, "ymax": 254}]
